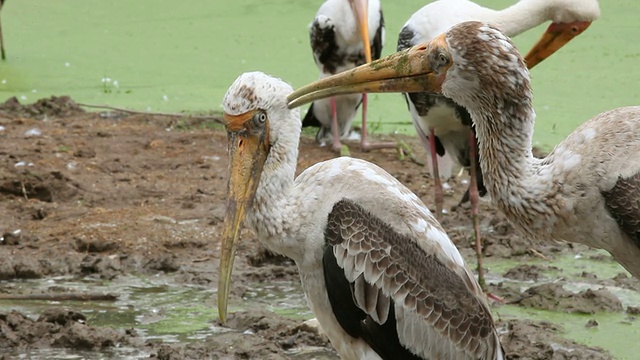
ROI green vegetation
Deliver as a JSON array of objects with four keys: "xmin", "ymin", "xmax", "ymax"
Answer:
[{"xmin": 2, "ymin": 0, "xmax": 638, "ymax": 150}]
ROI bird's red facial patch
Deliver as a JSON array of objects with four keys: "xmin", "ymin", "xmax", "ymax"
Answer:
[
  {"xmin": 224, "ymin": 110, "xmax": 257, "ymax": 132},
  {"xmin": 547, "ymin": 21, "xmax": 591, "ymax": 36}
]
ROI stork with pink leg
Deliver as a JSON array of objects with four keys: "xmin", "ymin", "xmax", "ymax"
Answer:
[
  {"xmin": 302, "ymin": 0, "xmax": 398, "ymax": 154},
  {"xmin": 395, "ymin": 0, "xmax": 600, "ymax": 287},
  {"xmin": 288, "ymin": 20, "xmax": 640, "ymax": 281}
]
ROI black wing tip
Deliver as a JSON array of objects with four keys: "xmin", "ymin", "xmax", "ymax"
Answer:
[
  {"xmin": 301, "ymin": 103, "xmax": 321, "ymax": 128},
  {"xmin": 602, "ymin": 172, "xmax": 640, "ymax": 247},
  {"xmin": 397, "ymin": 26, "xmax": 414, "ymax": 52}
]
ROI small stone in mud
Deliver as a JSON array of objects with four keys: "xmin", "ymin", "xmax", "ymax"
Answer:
[
  {"xmin": 627, "ymin": 306, "xmax": 640, "ymax": 315},
  {"xmin": 580, "ymin": 271, "xmax": 598, "ymax": 279},
  {"xmin": 31, "ymin": 207, "xmax": 48, "ymax": 220},
  {"xmin": 144, "ymin": 253, "xmax": 180, "ymax": 273},
  {"xmin": 80, "ymin": 254, "xmax": 122, "ymax": 279},
  {"xmin": 1, "ymin": 231, "xmax": 20, "ymax": 246},
  {"xmin": 38, "ymin": 308, "xmax": 86, "ymax": 326},
  {"xmin": 585, "ymin": 319, "xmax": 599, "ymax": 328},
  {"xmin": 503, "ymin": 264, "xmax": 544, "ymax": 281},
  {"xmin": 74, "ymin": 237, "xmax": 117, "ymax": 253},
  {"xmin": 73, "ymin": 147, "xmax": 96, "ymax": 158}
]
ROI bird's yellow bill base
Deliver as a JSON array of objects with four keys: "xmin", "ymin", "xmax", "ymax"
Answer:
[
  {"xmin": 524, "ymin": 21, "xmax": 591, "ymax": 69},
  {"xmin": 287, "ymin": 40, "xmax": 444, "ymax": 109},
  {"xmin": 218, "ymin": 111, "xmax": 270, "ymax": 324}
]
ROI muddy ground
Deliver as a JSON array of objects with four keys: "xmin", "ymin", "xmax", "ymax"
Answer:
[{"xmin": 0, "ymin": 96, "xmax": 637, "ymax": 359}]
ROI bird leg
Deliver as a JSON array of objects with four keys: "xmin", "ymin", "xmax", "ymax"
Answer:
[
  {"xmin": 429, "ymin": 128, "xmax": 443, "ymax": 219},
  {"xmin": 0, "ymin": 2, "xmax": 5, "ymax": 61},
  {"xmin": 468, "ymin": 130, "xmax": 486, "ymax": 290},
  {"xmin": 359, "ymin": 93, "xmax": 397, "ymax": 152},
  {"xmin": 330, "ymin": 96, "xmax": 348, "ymax": 154}
]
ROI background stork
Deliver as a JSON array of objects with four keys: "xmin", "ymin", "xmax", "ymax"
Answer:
[
  {"xmin": 218, "ymin": 71, "xmax": 505, "ymax": 359},
  {"xmin": 286, "ymin": 21, "xmax": 640, "ymax": 279},
  {"xmin": 302, "ymin": 0, "xmax": 393, "ymax": 153},
  {"xmin": 395, "ymin": 0, "xmax": 600, "ymax": 286}
]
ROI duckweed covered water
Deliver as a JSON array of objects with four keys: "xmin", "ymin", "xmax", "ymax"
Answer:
[{"xmin": 2, "ymin": 0, "xmax": 639, "ymax": 150}]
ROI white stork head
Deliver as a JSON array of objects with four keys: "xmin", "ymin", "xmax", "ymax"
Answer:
[
  {"xmin": 218, "ymin": 71, "xmax": 299, "ymax": 323},
  {"xmin": 524, "ymin": 0, "xmax": 600, "ymax": 67}
]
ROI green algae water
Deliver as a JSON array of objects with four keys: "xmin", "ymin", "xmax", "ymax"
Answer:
[
  {"xmin": 2, "ymin": 0, "xmax": 638, "ymax": 150},
  {"xmin": 2, "ymin": 250, "xmax": 639, "ymax": 359}
]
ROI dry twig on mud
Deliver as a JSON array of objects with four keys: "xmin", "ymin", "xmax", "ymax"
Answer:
[
  {"xmin": 76, "ymin": 102, "xmax": 224, "ymax": 123},
  {"xmin": 0, "ymin": 293, "xmax": 118, "ymax": 301}
]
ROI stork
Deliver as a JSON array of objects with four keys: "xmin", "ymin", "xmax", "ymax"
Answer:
[
  {"xmin": 217, "ymin": 71, "xmax": 505, "ymax": 359},
  {"xmin": 286, "ymin": 22, "xmax": 640, "ymax": 278},
  {"xmin": 302, "ymin": 0, "xmax": 393, "ymax": 154},
  {"xmin": 395, "ymin": 0, "xmax": 600, "ymax": 286}
]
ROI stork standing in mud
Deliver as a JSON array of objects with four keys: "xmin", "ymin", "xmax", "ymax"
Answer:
[
  {"xmin": 396, "ymin": 0, "xmax": 600, "ymax": 285},
  {"xmin": 287, "ymin": 21, "xmax": 640, "ymax": 279},
  {"xmin": 303, "ymin": 0, "xmax": 395, "ymax": 153},
  {"xmin": 217, "ymin": 71, "xmax": 505, "ymax": 359}
]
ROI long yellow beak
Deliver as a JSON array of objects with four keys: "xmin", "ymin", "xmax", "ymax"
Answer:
[
  {"xmin": 218, "ymin": 111, "xmax": 269, "ymax": 324},
  {"xmin": 524, "ymin": 21, "xmax": 592, "ymax": 68},
  {"xmin": 350, "ymin": 0, "xmax": 372, "ymax": 63},
  {"xmin": 288, "ymin": 37, "xmax": 447, "ymax": 109}
]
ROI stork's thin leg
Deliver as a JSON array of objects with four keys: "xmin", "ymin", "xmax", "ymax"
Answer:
[
  {"xmin": 360, "ymin": 93, "xmax": 397, "ymax": 152},
  {"xmin": 330, "ymin": 97, "xmax": 343, "ymax": 153},
  {"xmin": 0, "ymin": 3, "xmax": 5, "ymax": 61},
  {"xmin": 429, "ymin": 128, "xmax": 443, "ymax": 219},
  {"xmin": 468, "ymin": 129, "xmax": 485, "ymax": 289}
]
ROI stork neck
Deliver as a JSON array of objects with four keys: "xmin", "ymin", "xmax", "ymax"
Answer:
[
  {"xmin": 491, "ymin": 0, "xmax": 553, "ymax": 37},
  {"xmin": 248, "ymin": 118, "xmax": 301, "ymax": 258},
  {"xmin": 469, "ymin": 97, "xmax": 554, "ymax": 233}
]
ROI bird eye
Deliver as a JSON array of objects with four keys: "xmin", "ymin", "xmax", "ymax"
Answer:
[
  {"xmin": 571, "ymin": 26, "xmax": 579, "ymax": 33},
  {"xmin": 437, "ymin": 52, "xmax": 449, "ymax": 67},
  {"xmin": 253, "ymin": 112, "xmax": 267, "ymax": 126}
]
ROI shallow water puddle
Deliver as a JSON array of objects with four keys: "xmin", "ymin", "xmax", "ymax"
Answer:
[
  {"xmin": 0, "ymin": 275, "xmax": 334, "ymax": 359},
  {"xmin": 483, "ymin": 249, "xmax": 640, "ymax": 359},
  {"xmin": 1, "ymin": 248, "xmax": 639, "ymax": 359}
]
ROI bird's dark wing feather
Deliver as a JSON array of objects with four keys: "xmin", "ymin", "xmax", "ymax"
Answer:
[
  {"xmin": 302, "ymin": 103, "xmax": 321, "ymax": 128},
  {"xmin": 603, "ymin": 172, "xmax": 640, "ymax": 247},
  {"xmin": 323, "ymin": 199, "xmax": 501, "ymax": 359},
  {"xmin": 310, "ymin": 17, "xmax": 340, "ymax": 74},
  {"xmin": 396, "ymin": 25, "xmax": 413, "ymax": 52},
  {"xmin": 372, "ymin": 10, "xmax": 385, "ymax": 60}
]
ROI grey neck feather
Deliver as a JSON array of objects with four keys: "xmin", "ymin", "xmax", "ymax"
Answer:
[{"xmin": 468, "ymin": 94, "xmax": 557, "ymax": 235}]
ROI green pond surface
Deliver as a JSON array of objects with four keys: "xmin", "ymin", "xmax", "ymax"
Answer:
[
  {"xmin": 1, "ymin": 248, "xmax": 639, "ymax": 359},
  {"xmin": 2, "ymin": 0, "xmax": 639, "ymax": 150}
]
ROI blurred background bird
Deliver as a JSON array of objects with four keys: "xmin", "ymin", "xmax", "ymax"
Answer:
[{"xmin": 302, "ymin": 0, "xmax": 395, "ymax": 154}]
